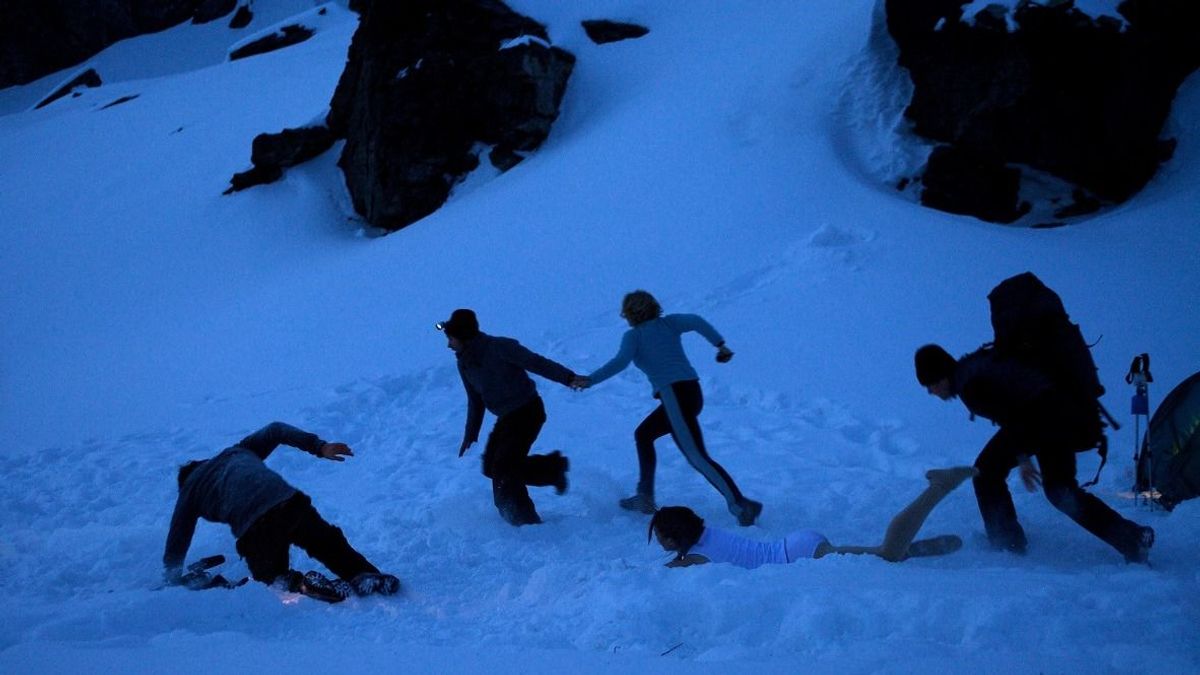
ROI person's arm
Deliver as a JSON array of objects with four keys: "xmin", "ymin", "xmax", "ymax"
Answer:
[
  {"xmin": 235, "ymin": 422, "xmax": 327, "ymax": 460},
  {"xmin": 587, "ymin": 331, "xmax": 636, "ymax": 386},
  {"xmin": 665, "ymin": 554, "xmax": 710, "ymax": 568},
  {"xmin": 671, "ymin": 314, "xmax": 732, "ymax": 362},
  {"xmin": 500, "ymin": 339, "xmax": 576, "ymax": 386},
  {"xmin": 670, "ymin": 314, "xmax": 724, "ymax": 346},
  {"xmin": 460, "ymin": 369, "xmax": 484, "ymax": 456},
  {"xmin": 162, "ymin": 496, "xmax": 199, "ymax": 583}
]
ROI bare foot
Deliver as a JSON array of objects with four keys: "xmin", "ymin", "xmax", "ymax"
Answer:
[{"xmin": 925, "ymin": 466, "xmax": 979, "ymax": 491}]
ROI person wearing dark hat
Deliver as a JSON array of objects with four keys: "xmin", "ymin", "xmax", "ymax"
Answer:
[
  {"xmin": 164, "ymin": 422, "xmax": 400, "ymax": 601},
  {"xmin": 438, "ymin": 308, "xmax": 578, "ymax": 526},
  {"xmin": 914, "ymin": 344, "xmax": 1153, "ymax": 563}
]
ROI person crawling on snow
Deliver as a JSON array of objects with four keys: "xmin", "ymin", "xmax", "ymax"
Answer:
[{"xmin": 163, "ymin": 422, "xmax": 399, "ymax": 602}]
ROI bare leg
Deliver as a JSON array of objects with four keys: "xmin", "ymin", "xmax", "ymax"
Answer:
[{"xmin": 817, "ymin": 466, "xmax": 977, "ymax": 562}]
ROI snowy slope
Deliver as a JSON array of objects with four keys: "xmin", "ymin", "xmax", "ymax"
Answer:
[{"xmin": 1, "ymin": 0, "xmax": 1197, "ymax": 672}]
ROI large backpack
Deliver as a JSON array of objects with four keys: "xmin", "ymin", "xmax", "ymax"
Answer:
[
  {"xmin": 986, "ymin": 272, "xmax": 1111, "ymax": 483},
  {"xmin": 987, "ymin": 271, "xmax": 1104, "ymax": 401}
]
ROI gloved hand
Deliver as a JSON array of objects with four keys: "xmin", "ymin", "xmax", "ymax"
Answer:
[{"xmin": 716, "ymin": 345, "xmax": 734, "ymax": 363}]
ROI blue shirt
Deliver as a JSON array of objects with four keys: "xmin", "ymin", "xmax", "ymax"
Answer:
[{"xmin": 588, "ymin": 314, "xmax": 724, "ymax": 394}]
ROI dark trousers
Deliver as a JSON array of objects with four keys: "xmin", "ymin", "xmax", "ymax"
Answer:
[
  {"xmin": 482, "ymin": 396, "xmax": 563, "ymax": 525},
  {"xmin": 974, "ymin": 427, "xmax": 1142, "ymax": 558},
  {"xmin": 235, "ymin": 493, "xmax": 379, "ymax": 584},
  {"xmin": 634, "ymin": 380, "xmax": 746, "ymax": 507}
]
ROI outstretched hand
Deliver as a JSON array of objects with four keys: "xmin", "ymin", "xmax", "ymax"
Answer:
[
  {"xmin": 570, "ymin": 375, "xmax": 591, "ymax": 391},
  {"xmin": 716, "ymin": 345, "xmax": 734, "ymax": 363},
  {"xmin": 1018, "ymin": 457, "xmax": 1042, "ymax": 492},
  {"xmin": 319, "ymin": 442, "xmax": 354, "ymax": 462}
]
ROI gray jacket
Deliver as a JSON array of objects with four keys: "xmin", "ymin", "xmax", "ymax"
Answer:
[
  {"xmin": 457, "ymin": 333, "xmax": 575, "ymax": 446},
  {"xmin": 162, "ymin": 422, "xmax": 326, "ymax": 572}
]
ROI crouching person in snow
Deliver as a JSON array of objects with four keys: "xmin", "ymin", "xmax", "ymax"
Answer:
[
  {"xmin": 576, "ymin": 290, "xmax": 762, "ymax": 526},
  {"xmin": 650, "ymin": 467, "xmax": 977, "ymax": 568},
  {"xmin": 914, "ymin": 344, "xmax": 1154, "ymax": 563},
  {"xmin": 163, "ymin": 422, "xmax": 400, "ymax": 602},
  {"xmin": 439, "ymin": 308, "xmax": 577, "ymax": 526}
]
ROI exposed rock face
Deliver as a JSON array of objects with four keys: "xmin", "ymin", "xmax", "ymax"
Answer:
[
  {"xmin": 581, "ymin": 20, "xmax": 650, "ymax": 45},
  {"xmin": 886, "ymin": 0, "xmax": 1200, "ymax": 222},
  {"xmin": 193, "ymin": 0, "xmax": 237, "ymax": 25},
  {"xmin": 327, "ymin": 0, "xmax": 575, "ymax": 231},
  {"xmin": 0, "ymin": 1, "xmax": 226, "ymax": 90},
  {"xmin": 921, "ymin": 145, "xmax": 1030, "ymax": 223},
  {"xmin": 225, "ymin": 126, "xmax": 336, "ymax": 194},
  {"xmin": 229, "ymin": 25, "xmax": 314, "ymax": 61},
  {"xmin": 34, "ymin": 68, "xmax": 102, "ymax": 109},
  {"xmin": 228, "ymin": 5, "xmax": 253, "ymax": 29}
]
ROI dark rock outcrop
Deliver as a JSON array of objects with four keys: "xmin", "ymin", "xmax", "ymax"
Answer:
[
  {"xmin": 326, "ymin": 0, "xmax": 575, "ymax": 232},
  {"xmin": 921, "ymin": 145, "xmax": 1030, "ymax": 223},
  {"xmin": 0, "ymin": 1, "xmax": 221, "ymax": 90},
  {"xmin": 228, "ymin": 5, "xmax": 253, "ymax": 29},
  {"xmin": 225, "ymin": 126, "xmax": 336, "ymax": 194},
  {"xmin": 193, "ymin": 0, "xmax": 237, "ymax": 25},
  {"xmin": 581, "ymin": 20, "xmax": 650, "ymax": 45},
  {"xmin": 887, "ymin": 0, "xmax": 1200, "ymax": 222},
  {"xmin": 35, "ymin": 68, "xmax": 102, "ymax": 109},
  {"xmin": 229, "ymin": 25, "xmax": 314, "ymax": 61}
]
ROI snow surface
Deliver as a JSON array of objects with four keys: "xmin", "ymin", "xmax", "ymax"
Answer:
[{"xmin": 1, "ymin": 0, "xmax": 1197, "ymax": 672}]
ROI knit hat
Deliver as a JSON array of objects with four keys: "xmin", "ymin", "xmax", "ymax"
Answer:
[
  {"xmin": 914, "ymin": 344, "xmax": 957, "ymax": 386},
  {"xmin": 436, "ymin": 309, "xmax": 479, "ymax": 340}
]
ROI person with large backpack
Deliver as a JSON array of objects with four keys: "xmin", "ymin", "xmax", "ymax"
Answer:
[{"xmin": 913, "ymin": 273, "xmax": 1153, "ymax": 563}]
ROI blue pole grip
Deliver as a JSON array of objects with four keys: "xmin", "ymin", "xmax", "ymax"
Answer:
[{"xmin": 1131, "ymin": 393, "xmax": 1149, "ymax": 416}]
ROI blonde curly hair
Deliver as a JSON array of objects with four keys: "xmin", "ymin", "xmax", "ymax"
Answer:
[{"xmin": 621, "ymin": 290, "xmax": 662, "ymax": 325}]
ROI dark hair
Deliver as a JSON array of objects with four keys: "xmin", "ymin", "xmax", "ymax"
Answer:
[
  {"xmin": 648, "ymin": 506, "xmax": 705, "ymax": 558},
  {"xmin": 914, "ymin": 344, "xmax": 957, "ymax": 386},
  {"xmin": 177, "ymin": 460, "xmax": 205, "ymax": 490},
  {"xmin": 621, "ymin": 290, "xmax": 663, "ymax": 326}
]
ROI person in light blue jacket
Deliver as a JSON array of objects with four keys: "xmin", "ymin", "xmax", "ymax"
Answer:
[{"xmin": 579, "ymin": 290, "xmax": 762, "ymax": 526}]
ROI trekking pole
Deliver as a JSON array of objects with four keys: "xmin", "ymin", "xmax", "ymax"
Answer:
[{"xmin": 1125, "ymin": 354, "xmax": 1153, "ymax": 503}]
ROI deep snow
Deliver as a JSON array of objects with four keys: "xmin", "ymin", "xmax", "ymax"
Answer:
[{"xmin": 1, "ymin": 1, "xmax": 1197, "ymax": 672}]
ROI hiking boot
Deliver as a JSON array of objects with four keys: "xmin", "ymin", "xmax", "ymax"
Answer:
[
  {"xmin": 1125, "ymin": 526, "xmax": 1155, "ymax": 565},
  {"xmin": 351, "ymin": 572, "xmax": 401, "ymax": 597},
  {"xmin": 618, "ymin": 493, "xmax": 657, "ymax": 514},
  {"xmin": 499, "ymin": 504, "xmax": 543, "ymax": 526},
  {"xmin": 550, "ymin": 450, "xmax": 569, "ymax": 495},
  {"xmin": 297, "ymin": 570, "xmax": 348, "ymax": 603},
  {"xmin": 735, "ymin": 499, "xmax": 763, "ymax": 527}
]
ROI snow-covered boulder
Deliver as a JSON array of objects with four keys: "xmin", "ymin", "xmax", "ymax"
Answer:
[
  {"xmin": 885, "ymin": 0, "xmax": 1200, "ymax": 223},
  {"xmin": 326, "ymin": 0, "xmax": 575, "ymax": 232}
]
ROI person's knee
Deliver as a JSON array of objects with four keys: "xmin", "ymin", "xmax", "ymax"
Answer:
[{"xmin": 1045, "ymin": 485, "xmax": 1081, "ymax": 514}]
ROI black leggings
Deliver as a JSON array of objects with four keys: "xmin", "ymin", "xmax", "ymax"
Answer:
[
  {"xmin": 235, "ymin": 493, "xmax": 379, "ymax": 584},
  {"xmin": 634, "ymin": 380, "xmax": 745, "ymax": 507}
]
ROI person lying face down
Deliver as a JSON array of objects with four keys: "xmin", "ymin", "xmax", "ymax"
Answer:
[{"xmin": 648, "ymin": 466, "xmax": 978, "ymax": 568}]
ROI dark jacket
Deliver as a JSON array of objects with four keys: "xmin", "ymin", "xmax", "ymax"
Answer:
[
  {"xmin": 953, "ymin": 349, "xmax": 1099, "ymax": 453},
  {"xmin": 163, "ymin": 422, "xmax": 326, "ymax": 572},
  {"xmin": 953, "ymin": 348, "xmax": 1053, "ymax": 428},
  {"xmin": 457, "ymin": 333, "xmax": 575, "ymax": 446}
]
